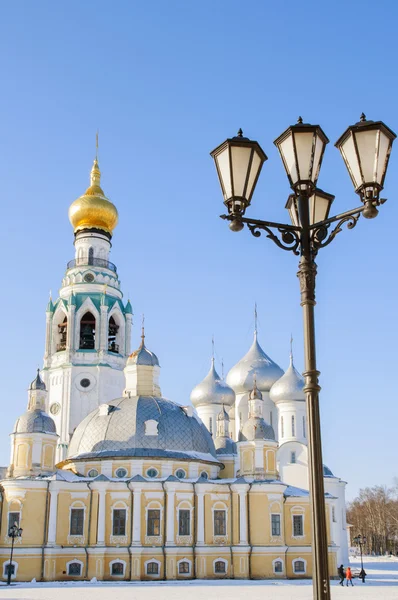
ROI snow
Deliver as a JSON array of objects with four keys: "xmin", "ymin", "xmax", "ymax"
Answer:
[{"xmin": 1, "ymin": 557, "xmax": 397, "ymax": 599}]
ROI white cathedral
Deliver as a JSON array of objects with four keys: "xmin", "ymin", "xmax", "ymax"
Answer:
[{"xmin": 0, "ymin": 156, "xmax": 348, "ymax": 582}]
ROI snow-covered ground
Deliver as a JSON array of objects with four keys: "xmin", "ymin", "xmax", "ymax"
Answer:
[{"xmin": 1, "ymin": 557, "xmax": 397, "ymax": 599}]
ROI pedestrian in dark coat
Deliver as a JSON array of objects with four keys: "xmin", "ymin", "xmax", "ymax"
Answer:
[
  {"xmin": 359, "ymin": 568, "xmax": 367, "ymax": 583},
  {"xmin": 337, "ymin": 564, "xmax": 345, "ymax": 586}
]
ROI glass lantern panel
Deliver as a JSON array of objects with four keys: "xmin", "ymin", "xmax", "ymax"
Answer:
[
  {"xmin": 309, "ymin": 194, "xmax": 330, "ymax": 225},
  {"xmin": 293, "ymin": 131, "xmax": 314, "ymax": 181},
  {"xmin": 312, "ymin": 135, "xmax": 325, "ymax": 184},
  {"xmin": 245, "ymin": 149, "xmax": 262, "ymax": 200},
  {"xmin": 375, "ymin": 130, "xmax": 391, "ymax": 184},
  {"xmin": 215, "ymin": 147, "xmax": 232, "ymax": 200},
  {"xmin": 279, "ymin": 134, "xmax": 298, "ymax": 183},
  {"xmin": 230, "ymin": 145, "xmax": 253, "ymax": 197},
  {"xmin": 354, "ymin": 129, "xmax": 378, "ymax": 183},
  {"xmin": 340, "ymin": 134, "xmax": 362, "ymax": 189}
]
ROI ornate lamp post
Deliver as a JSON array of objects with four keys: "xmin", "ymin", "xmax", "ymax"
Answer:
[
  {"xmin": 353, "ymin": 534, "xmax": 367, "ymax": 573},
  {"xmin": 210, "ymin": 115, "xmax": 395, "ymax": 600},
  {"xmin": 7, "ymin": 521, "xmax": 23, "ymax": 585}
]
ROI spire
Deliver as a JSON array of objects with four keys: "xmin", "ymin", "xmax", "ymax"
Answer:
[
  {"xmin": 254, "ymin": 302, "xmax": 258, "ymax": 336},
  {"xmin": 90, "ymin": 156, "xmax": 102, "ymax": 188},
  {"xmin": 141, "ymin": 314, "xmax": 145, "ymax": 346},
  {"xmin": 290, "ymin": 334, "xmax": 294, "ymax": 366},
  {"xmin": 125, "ymin": 299, "xmax": 133, "ymax": 314}
]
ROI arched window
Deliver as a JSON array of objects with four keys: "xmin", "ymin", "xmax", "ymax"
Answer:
[
  {"xmin": 302, "ymin": 415, "xmax": 306, "ymax": 438},
  {"xmin": 214, "ymin": 560, "xmax": 226, "ymax": 574},
  {"xmin": 274, "ymin": 560, "xmax": 283, "ymax": 573},
  {"xmin": 291, "ymin": 451, "xmax": 296, "ymax": 464},
  {"xmin": 178, "ymin": 560, "xmax": 190, "ymax": 574},
  {"xmin": 147, "ymin": 561, "xmax": 159, "ymax": 575},
  {"xmin": 57, "ymin": 316, "xmax": 68, "ymax": 352},
  {"xmin": 281, "ymin": 416, "xmax": 284, "ymax": 438},
  {"xmin": 108, "ymin": 316, "xmax": 119, "ymax": 353},
  {"xmin": 88, "ymin": 247, "xmax": 94, "ymax": 265},
  {"xmin": 79, "ymin": 312, "xmax": 95, "ymax": 349},
  {"xmin": 209, "ymin": 417, "xmax": 213, "ymax": 435},
  {"xmin": 291, "ymin": 415, "xmax": 295, "ymax": 437},
  {"xmin": 68, "ymin": 562, "xmax": 82, "ymax": 576},
  {"xmin": 293, "ymin": 559, "xmax": 306, "ymax": 573},
  {"xmin": 111, "ymin": 562, "xmax": 125, "ymax": 576}
]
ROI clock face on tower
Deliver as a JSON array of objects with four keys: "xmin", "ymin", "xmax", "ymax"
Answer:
[{"xmin": 50, "ymin": 402, "xmax": 61, "ymax": 415}]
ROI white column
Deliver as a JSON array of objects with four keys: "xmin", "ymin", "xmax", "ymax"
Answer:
[
  {"xmin": 47, "ymin": 490, "xmax": 59, "ymax": 545},
  {"xmin": 131, "ymin": 490, "xmax": 142, "ymax": 545},
  {"xmin": 100, "ymin": 306, "xmax": 108, "ymax": 351},
  {"xmin": 44, "ymin": 313, "xmax": 52, "ymax": 359},
  {"xmin": 239, "ymin": 491, "xmax": 248, "ymax": 544},
  {"xmin": 97, "ymin": 489, "xmax": 106, "ymax": 545},
  {"xmin": 68, "ymin": 306, "xmax": 76, "ymax": 351},
  {"xmin": 196, "ymin": 492, "xmax": 205, "ymax": 545},
  {"xmin": 166, "ymin": 491, "xmax": 175, "ymax": 545}
]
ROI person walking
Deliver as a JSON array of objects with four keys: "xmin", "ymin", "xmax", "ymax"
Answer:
[
  {"xmin": 346, "ymin": 566, "xmax": 354, "ymax": 586},
  {"xmin": 359, "ymin": 568, "xmax": 367, "ymax": 583},
  {"xmin": 337, "ymin": 564, "xmax": 345, "ymax": 586}
]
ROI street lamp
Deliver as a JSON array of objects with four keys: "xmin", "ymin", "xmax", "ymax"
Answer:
[
  {"xmin": 353, "ymin": 534, "xmax": 367, "ymax": 575},
  {"xmin": 210, "ymin": 115, "xmax": 395, "ymax": 600},
  {"xmin": 7, "ymin": 521, "xmax": 22, "ymax": 585}
]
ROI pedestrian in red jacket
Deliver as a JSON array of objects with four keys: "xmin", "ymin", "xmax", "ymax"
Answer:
[{"xmin": 346, "ymin": 566, "xmax": 354, "ymax": 586}]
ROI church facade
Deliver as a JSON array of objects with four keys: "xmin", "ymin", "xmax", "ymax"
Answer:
[{"xmin": 0, "ymin": 156, "xmax": 348, "ymax": 582}]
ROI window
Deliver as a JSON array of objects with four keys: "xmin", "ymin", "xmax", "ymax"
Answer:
[
  {"xmin": 293, "ymin": 514, "xmax": 303, "ymax": 537},
  {"xmin": 57, "ymin": 316, "xmax": 68, "ymax": 352},
  {"xmin": 270, "ymin": 411, "xmax": 273, "ymax": 426},
  {"xmin": 146, "ymin": 468, "xmax": 158, "ymax": 478},
  {"xmin": 281, "ymin": 416, "xmax": 284, "ymax": 437},
  {"xmin": 88, "ymin": 469, "xmax": 99, "ymax": 478},
  {"xmin": 332, "ymin": 506, "xmax": 336, "ymax": 522},
  {"xmin": 68, "ymin": 562, "xmax": 82, "ymax": 576},
  {"xmin": 79, "ymin": 312, "xmax": 96, "ymax": 349},
  {"xmin": 291, "ymin": 415, "xmax": 295, "ymax": 437},
  {"xmin": 179, "ymin": 561, "xmax": 190, "ymax": 574},
  {"xmin": 7, "ymin": 512, "xmax": 20, "ymax": 534},
  {"xmin": 291, "ymin": 451, "xmax": 296, "ymax": 464},
  {"xmin": 115, "ymin": 467, "xmax": 127, "ymax": 478},
  {"xmin": 274, "ymin": 560, "xmax": 283, "ymax": 573},
  {"xmin": 175, "ymin": 469, "xmax": 186, "ymax": 479},
  {"xmin": 70, "ymin": 508, "xmax": 84, "ymax": 535},
  {"xmin": 108, "ymin": 316, "xmax": 119, "ymax": 353},
  {"xmin": 271, "ymin": 514, "xmax": 281, "ymax": 536},
  {"xmin": 214, "ymin": 560, "xmax": 226, "ymax": 573},
  {"xmin": 302, "ymin": 415, "xmax": 306, "ymax": 438},
  {"xmin": 200, "ymin": 471, "xmax": 208, "ymax": 479},
  {"xmin": 80, "ymin": 378, "xmax": 91, "ymax": 388},
  {"xmin": 209, "ymin": 417, "xmax": 213, "ymax": 435},
  {"xmin": 294, "ymin": 560, "xmax": 305, "ymax": 573},
  {"xmin": 214, "ymin": 510, "xmax": 226, "ymax": 536},
  {"xmin": 112, "ymin": 509, "xmax": 126, "ymax": 536},
  {"xmin": 111, "ymin": 562, "xmax": 124, "ymax": 576},
  {"xmin": 179, "ymin": 510, "xmax": 190, "ymax": 536},
  {"xmin": 147, "ymin": 509, "xmax": 161, "ymax": 536},
  {"xmin": 147, "ymin": 562, "xmax": 159, "ymax": 575},
  {"xmin": 88, "ymin": 247, "xmax": 94, "ymax": 265}
]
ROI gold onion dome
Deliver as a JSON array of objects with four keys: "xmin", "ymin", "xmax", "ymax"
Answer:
[{"xmin": 68, "ymin": 158, "xmax": 118, "ymax": 235}]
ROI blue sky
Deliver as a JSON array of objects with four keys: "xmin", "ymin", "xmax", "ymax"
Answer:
[{"xmin": 0, "ymin": 1, "xmax": 397, "ymax": 500}]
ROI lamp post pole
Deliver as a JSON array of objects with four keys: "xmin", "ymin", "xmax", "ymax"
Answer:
[
  {"xmin": 353, "ymin": 535, "xmax": 366, "ymax": 572},
  {"xmin": 7, "ymin": 523, "xmax": 23, "ymax": 585},
  {"xmin": 210, "ymin": 115, "xmax": 396, "ymax": 600}
]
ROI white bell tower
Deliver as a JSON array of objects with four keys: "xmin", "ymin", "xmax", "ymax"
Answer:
[{"xmin": 42, "ymin": 157, "xmax": 133, "ymax": 462}]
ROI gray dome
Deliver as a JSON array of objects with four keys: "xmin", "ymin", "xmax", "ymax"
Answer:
[
  {"xmin": 190, "ymin": 360, "xmax": 235, "ymax": 408},
  {"xmin": 68, "ymin": 395, "xmax": 219, "ymax": 464},
  {"xmin": 29, "ymin": 370, "xmax": 46, "ymax": 391},
  {"xmin": 270, "ymin": 357, "xmax": 305, "ymax": 404},
  {"xmin": 127, "ymin": 334, "xmax": 159, "ymax": 367},
  {"xmin": 226, "ymin": 333, "xmax": 284, "ymax": 394},
  {"xmin": 239, "ymin": 417, "xmax": 275, "ymax": 442},
  {"xmin": 14, "ymin": 409, "xmax": 56, "ymax": 434},
  {"xmin": 215, "ymin": 436, "xmax": 237, "ymax": 455},
  {"xmin": 323, "ymin": 464, "xmax": 334, "ymax": 477}
]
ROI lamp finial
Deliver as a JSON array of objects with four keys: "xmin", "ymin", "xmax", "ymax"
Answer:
[
  {"xmin": 360, "ymin": 113, "xmax": 366, "ymax": 122},
  {"xmin": 297, "ymin": 116, "xmax": 303, "ymax": 124},
  {"xmin": 237, "ymin": 128, "xmax": 243, "ymax": 137}
]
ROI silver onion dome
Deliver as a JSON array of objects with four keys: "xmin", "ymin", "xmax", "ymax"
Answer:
[
  {"xmin": 190, "ymin": 359, "xmax": 235, "ymax": 408},
  {"xmin": 215, "ymin": 436, "xmax": 237, "ymax": 455},
  {"xmin": 269, "ymin": 355, "xmax": 305, "ymax": 404},
  {"xmin": 226, "ymin": 332, "xmax": 284, "ymax": 394},
  {"xmin": 239, "ymin": 417, "xmax": 275, "ymax": 442},
  {"xmin": 14, "ymin": 410, "xmax": 56, "ymax": 434},
  {"xmin": 67, "ymin": 395, "xmax": 219, "ymax": 464},
  {"xmin": 29, "ymin": 369, "xmax": 46, "ymax": 391},
  {"xmin": 127, "ymin": 330, "xmax": 159, "ymax": 367}
]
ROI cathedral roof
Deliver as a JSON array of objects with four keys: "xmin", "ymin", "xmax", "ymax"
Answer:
[
  {"xmin": 127, "ymin": 330, "xmax": 159, "ymax": 367},
  {"xmin": 239, "ymin": 416, "xmax": 275, "ymax": 442},
  {"xmin": 67, "ymin": 395, "xmax": 219, "ymax": 464},
  {"xmin": 68, "ymin": 158, "xmax": 118, "ymax": 236},
  {"xmin": 269, "ymin": 354, "xmax": 305, "ymax": 404},
  {"xmin": 190, "ymin": 359, "xmax": 235, "ymax": 408},
  {"xmin": 13, "ymin": 410, "xmax": 56, "ymax": 435},
  {"xmin": 214, "ymin": 436, "xmax": 237, "ymax": 455},
  {"xmin": 226, "ymin": 332, "xmax": 284, "ymax": 394}
]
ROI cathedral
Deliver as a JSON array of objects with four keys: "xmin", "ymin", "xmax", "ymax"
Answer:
[{"xmin": 0, "ymin": 156, "xmax": 348, "ymax": 582}]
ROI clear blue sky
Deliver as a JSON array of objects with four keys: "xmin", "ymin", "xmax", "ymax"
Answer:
[{"xmin": 0, "ymin": 1, "xmax": 397, "ymax": 501}]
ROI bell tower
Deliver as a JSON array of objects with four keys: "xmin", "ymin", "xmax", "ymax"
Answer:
[{"xmin": 42, "ymin": 156, "xmax": 133, "ymax": 462}]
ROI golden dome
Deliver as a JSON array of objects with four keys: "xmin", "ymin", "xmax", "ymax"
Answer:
[{"xmin": 68, "ymin": 158, "xmax": 118, "ymax": 235}]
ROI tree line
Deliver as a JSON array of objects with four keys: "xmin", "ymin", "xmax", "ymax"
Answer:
[{"xmin": 347, "ymin": 482, "xmax": 398, "ymax": 555}]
